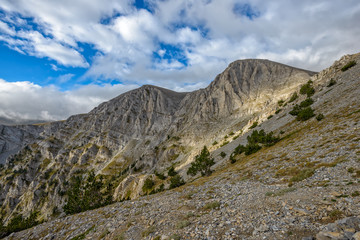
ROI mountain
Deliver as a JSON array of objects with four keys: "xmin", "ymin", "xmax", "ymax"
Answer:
[{"xmin": 1, "ymin": 53, "xmax": 360, "ymax": 239}]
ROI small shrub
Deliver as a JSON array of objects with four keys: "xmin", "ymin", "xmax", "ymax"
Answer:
[
  {"xmin": 244, "ymin": 143, "xmax": 262, "ymax": 155},
  {"xmin": 187, "ymin": 146, "xmax": 215, "ymax": 176},
  {"xmin": 220, "ymin": 141, "xmax": 229, "ymax": 147},
  {"xmin": 288, "ymin": 92, "xmax": 298, "ymax": 102},
  {"xmin": 278, "ymin": 100, "xmax": 285, "ymax": 106},
  {"xmin": 289, "ymin": 104, "xmax": 301, "ymax": 116},
  {"xmin": 348, "ymin": 167, "xmax": 355, "ymax": 173},
  {"xmin": 341, "ymin": 60, "xmax": 356, "ymax": 71},
  {"xmin": 228, "ymin": 131, "xmax": 235, "ymax": 136},
  {"xmin": 169, "ymin": 175, "xmax": 185, "ymax": 189},
  {"xmin": 155, "ymin": 171, "xmax": 166, "ymax": 180},
  {"xmin": 142, "ymin": 178, "xmax": 155, "ymax": 192},
  {"xmin": 176, "ymin": 220, "xmax": 190, "ymax": 229},
  {"xmin": 327, "ymin": 78, "xmax": 336, "ymax": 87},
  {"xmin": 141, "ymin": 226, "xmax": 156, "ymax": 237},
  {"xmin": 220, "ymin": 152, "xmax": 226, "ymax": 158},
  {"xmin": 229, "ymin": 154, "xmax": 236, "ymax": 164},
  {"xmin": 299, "ymin": 98, "xmax": 314, "ymax": 108},
  {"xmin": 300, "ymin": 81, "xmax": 315, "ymax": 97},
  {"xmin": 168, "ymin": 166, "xmax": 177, "ymax": 177},
  {"xmin": 249, "ymin": 121, "xmax": 258, "ymax": 129},
  {"xmin": 267, "ymin": 115, "xmax": 273, "ymax": 119},
  {"xmin": 296, "ymin": 107, "xmax": 315, "ymax": 121},
  {"xmin": 351, "ymin": 191, "xmax": 360, "ymax": 197},
  {"xmin": 203, "ymin": 201, "xmax": 220, "ymax": 210},
  {"xmin": 290, "ymin": 168, "xmax": 315, "ymax": 182},
  {"xmin": 316, "ymin": 113, "xmax": 325, "ymax": 121},
  {"xmin": 275, "ymin": 109, "xmax": 282, "ymax": 114},
  {"xmin": 329, "ymin": 209, "xmax": 343, "ymax": 221},
  {"xmin": 212, "ymin": 141, "xmax": 218, "ymax": 146}
]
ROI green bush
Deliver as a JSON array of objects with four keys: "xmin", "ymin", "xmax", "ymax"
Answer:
[
  {"xmin": 229, "ymin": 153, "xmax": 236, "ymax": 164},
  {"xmin": 203, "ymin": 201, "xmax": 220, "ymax": 210},
  {"xmin": 0, "ymin": 211, "xmax": 40, "ymax": 238},
  {"xmin": 212, "ymin": 141, "xmax": 218, "ymax": 146},
  {"xmin": 187, "ymin": 146, "xmax": 215, "ymax": 177},
  {"xmin": 316, "ymin": 113, "xmax": 324, "ymax": 121},
  {"xmin": 288, "ymin": 92, "xmax": 298, "ymax": 102},
  {"xmin": 168, "ymin": 166, "xmax": 177, "ymax": 177},
  {"xmin": 244, "ymin": 143, "xmax": 262, "ymax": 155},
  {"xmin": 63, "ymin": 171, "xmax": 113, "ymax": 215},
  {"xmin": 275, "ymin": 109, "xmax": 282, "ymax": 114},
  {"xmin": 249, "ymin": 121, "xmax": 258, "ymax": 129},
  {"xmin": 327, "ymin": 78, "xmax": 336, "ymax": 87},
  {"xmin": 169, "ymin": 175, "xmax": 185, "ymax": 189},
  {"xmin": 299, "ymin": 98, "xmax": 314, "ymax": 108},
  {"xmin": 142, "ymin": 178, "xmax": 155, "ymax": 192},
  {"xmin": 278, "ymin": 100, "xmax": 285, "ymax": 106},
  {"xmin": 300, "ymin": 81, "xmax": 315, "ymax": 97},
  {"xmin": 220, "ymin": 152, "xmax": 226, "ymax": 158},
  {"xmin": 296, "ymin": 107, "xmax": 315, "ymax": 121},
  {"xmin": 232, "ymin": 130, "xmax": 279, "ymax": 157},
  {"xmin": 267, "ymin": 115, "xmax": 273, "ymax": 119},
  {"xmin": 289, "ymin": 104, "xmax": 301, "ymax": 116},
  {"xmin": 290, "ymin": 99, "xmax": 316, "ymax": 121},
  {"xmin": 341, "ymin": 60, "xmax": 356, "ymax": 71},
  {"xmin": 155, "ymin": 171, "xmax": 166, "ymax": 180}
]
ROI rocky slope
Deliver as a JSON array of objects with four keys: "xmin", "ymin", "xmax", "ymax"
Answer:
[
  {"xmin": 0, "ymin": 58, "xmax": 316, "ymax": 225},
  {"xmin": 1, "ymin": 52, "xmax": 360, "ymax": 239}
]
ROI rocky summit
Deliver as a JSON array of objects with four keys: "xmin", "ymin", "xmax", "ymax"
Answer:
[{"xmin": 0, "ymin": 53, "xmax": 359, "ymax": 240}]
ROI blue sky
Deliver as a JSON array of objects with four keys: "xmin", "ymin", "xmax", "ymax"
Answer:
[{"xmin": 0, "ymin": 0, "xmax": 360, "ymax": 122}]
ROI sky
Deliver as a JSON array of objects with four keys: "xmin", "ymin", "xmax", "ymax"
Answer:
[{"xmin": 0, "ymin": 0, "xmax": 359, "ymax": 122}]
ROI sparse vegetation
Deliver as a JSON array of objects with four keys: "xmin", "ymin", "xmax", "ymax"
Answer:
[
  {"xmin": 231, "ymin": 129, "xmax": 280, "ymax": 159},
  {"xmin": 300, "ymin": 80, "xmax": 315, "ymax": 97},
  {"xmin": 341, "ymin": 60, "xmax": 356, "ymax": 71},
  {"xmin": 155, "ymin": 171, "xmax": 166, "ymax": 180},
  {"xmin": 142, "ymin": 177, "xmax": 155, "ymax": 193},
  {"xmin": 327, "ymin": 78, "xmax": 336, "ymax": 87},
  {"xmin": 212, "ymin": 141, "xmax": 218, "ymax": 146},
  {"xmin": 249, "ymin": 121, "xmax": 258, "ymax": 129},
  {"xmin": 168, "ymin": 166, "xmax": 177, "ymax": 177},
  {"xmin": 289, "ymin": 168, "xmax": 315, "ymax": 183},
  {"xmin": 0, "ymin": 211, "xmax": 40, "ymax": 238},
  {"xmin": 187, "ymin": 146, "xmax": 215, "ymax": 177},
  {"xmin": 288, "ymin": 92, "xmax": 298, "ymax": 102},
  {"xmin": 296, "ymin": 107, "xmax": 315, "ymax": 121},
  {"xmin": 316, "ymin": 113, "xmax": 325, "ymax": 121},
  {"xmin": 299, "ymin": 98, "xmax": 314, "ymax": 108},
  {"xmin": 203, "ymin": 201, "xmax": 220, "ymax": 210},
  {"xmin": 278, "ymin": 100, "xmax": 285, "ymax": 106},
  {"xmin": 63, "ymin": 171, "xmax": 113, "ymax": 215},
  {"xmin": 169, "ymin": 175, "xmax": 185, "ymax": 189}
]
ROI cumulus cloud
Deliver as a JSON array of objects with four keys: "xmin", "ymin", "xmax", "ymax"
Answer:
[
  {"xmin": 0, "ymin": 0, "xmax": 360, "ymax": 121},
  {"xmin": 0, "ymin": 78, "xmax": 138, "ymax": 121}
]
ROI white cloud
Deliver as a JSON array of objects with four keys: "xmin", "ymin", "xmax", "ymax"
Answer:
[
  {"xmin": 0, "ymin": 0, "xmax": 360, "ymax": 120},
  {"xmin": 0, "ymin": 78, "xmax": 138, "ymax": 121},
  {"xmin": 0, "ymin": 20, "xmax": 15, "ymax": 36},
  {"xmin": 58, "ymin": 73, "xmax": 75, "ymax": 83}
]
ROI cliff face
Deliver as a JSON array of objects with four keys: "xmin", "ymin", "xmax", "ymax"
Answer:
[{"xmin": 0, "ymin": 58, "xmax": 316, "ymax": 222}]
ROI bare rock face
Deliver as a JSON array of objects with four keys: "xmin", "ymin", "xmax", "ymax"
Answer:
[{"xmin": 0, "ymin": 58, "xmax": 316, "ymax": 222}]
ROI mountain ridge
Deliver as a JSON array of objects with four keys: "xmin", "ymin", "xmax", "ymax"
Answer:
[{"xmin": 2, "ymin": 54, "xmax": 359, "ymax": 240}]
